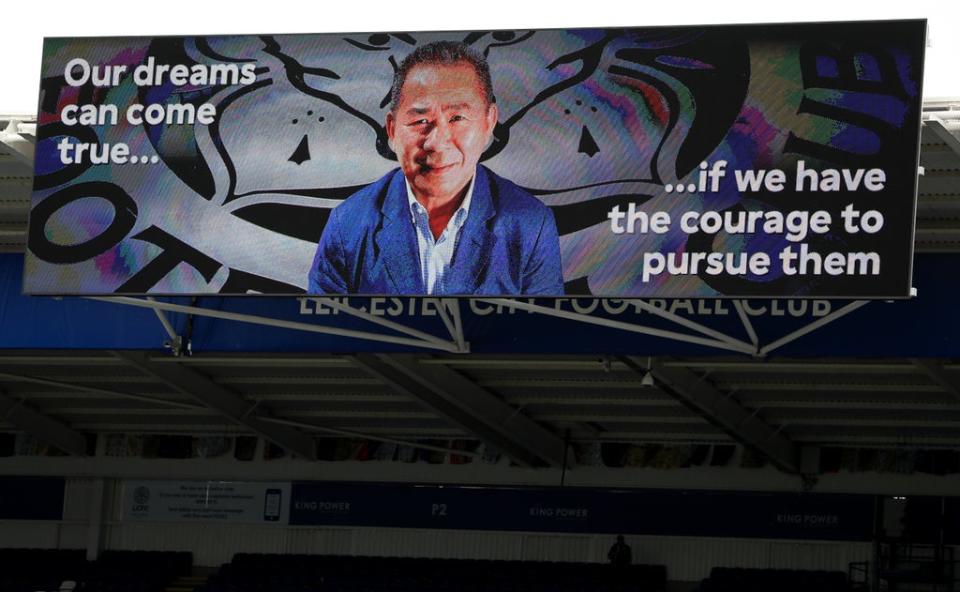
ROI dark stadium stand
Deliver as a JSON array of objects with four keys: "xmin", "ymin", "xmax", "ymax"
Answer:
[
  {"xmin": 0, "ymin": 549, "xmax": 192, "ymax": 592},
  {"xmin": 698, "ymin": 567, "xmax": 850, "ymax": 592},
  {"xmin": 83, "ymin": 551, "xmax": 192, "ymax": 592},
  {"xmin": 0, "ymin": 549, "xmax": 86, "ymax": 592},
  {"xmin": 198, "ymin": 554, "xmax": 667, "ymax": 592}
]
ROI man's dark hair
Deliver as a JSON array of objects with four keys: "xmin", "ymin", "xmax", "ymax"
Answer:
[{"xmin": 389, "ymin": 41, "xmax": 495, "ymax": 112}]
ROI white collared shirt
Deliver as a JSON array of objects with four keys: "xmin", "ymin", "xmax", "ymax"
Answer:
[{"xmin": 405, "ymin": 177, "xmax": 475, "ymax": 295}]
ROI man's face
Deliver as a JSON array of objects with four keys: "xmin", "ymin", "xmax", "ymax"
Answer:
[{"xmin": 386, "ymin": 62, "xmax": 498, "ymax": 202}]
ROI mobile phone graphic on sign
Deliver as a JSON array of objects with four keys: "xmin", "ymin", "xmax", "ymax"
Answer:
[{"xmin": 264, "ymin": 488, "xmax": 282, "ymax": 521}]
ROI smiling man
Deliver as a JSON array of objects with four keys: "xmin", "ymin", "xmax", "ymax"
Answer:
[{"xmin": 308, "ymin": 40, "xmax": 563, "ymax": 295}]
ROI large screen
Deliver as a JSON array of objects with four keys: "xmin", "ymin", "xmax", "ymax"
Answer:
[{"xmin": 25, "ymin": 21, "xmax": 925, "ymax": 297}]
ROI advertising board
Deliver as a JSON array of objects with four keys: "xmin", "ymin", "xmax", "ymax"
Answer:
[{"xmin": 26, "ymin": 21, "xmax": 925, "ymax": 297}]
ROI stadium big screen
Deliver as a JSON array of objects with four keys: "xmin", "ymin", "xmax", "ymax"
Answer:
[{"xmin": 25, "ymin": 21, "xmax": 925, "ymax": 297}]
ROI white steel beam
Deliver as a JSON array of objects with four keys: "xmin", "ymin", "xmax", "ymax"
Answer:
[
  {"xmin": 476, "ymin": 299, "xmax": 755, "ymax": 354},
  {"xmin": 114, "ymin": 351, "xmax": 319, "ymax": 461},
  {"xmin": 308, "ymin": 297, "xmax": 460, "ymax": 350},
  {"xmin": 258, "ymin": 415, "xmax": 482, "ymax": 459},
  {"xmin": 350, "ymin": 353, "xmax": 568, "ymax": 467},
  {"xmin": 432, "ymin": 298, "xmax": 468, "ymax": 352},
  {"xmin": 925, "ymin": 117, "xmax": 960, "ymax": 159},
  {"xmin": 0, "ymin": 387, "xmax": 88, "ymax": 456},
  {"xmin": 624, "ymin": 298, "xmax": 756, "ymax": 349},
  {"xmin": 758, "ymin": 300, "xmax": 870, "ymax": 357},
  {"xmin": 146, "ymin": 297, "xmax": 178, "ymax": 341},
  {"xmin": 911, "ymin": 359, "xmax": 960, "ymax": 401},
  {"xmin": 444, "ymin": 299, "xmax": 467, "ymax": 352},
  {"xmin": 622, "ymin": 356, "xmax": 800, "ymax": 474},
  {"xmin": 733, "ymin": 301, "xmax": 760, "ymax": 351},
  {"xmin": 0, "ymin": 119, "xmax": 35, "ymax": 167},
  {"xmin": 0, "ymin": 369, "xmax": 472, "ymax": 460},
  {"xmin": 0, "ymin": 371, "xmax": 205, "ymax": 410},
  {"xmin": 434, "ymin": 301, "xmax": 457, "ymax": 341},
  {"xmin": 90, "ymin": 297, "xmax": 461, "ymax": 352}
]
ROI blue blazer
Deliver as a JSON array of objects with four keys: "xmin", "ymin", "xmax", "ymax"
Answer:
[{"xmin": 308, "ymin": 166, "xmax": 564, "ymax": 295}]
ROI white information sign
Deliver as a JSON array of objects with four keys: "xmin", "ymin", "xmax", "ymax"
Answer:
[{"xmin": 123, "ymin": 480, "xmax": 290, "ymax": 524}]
